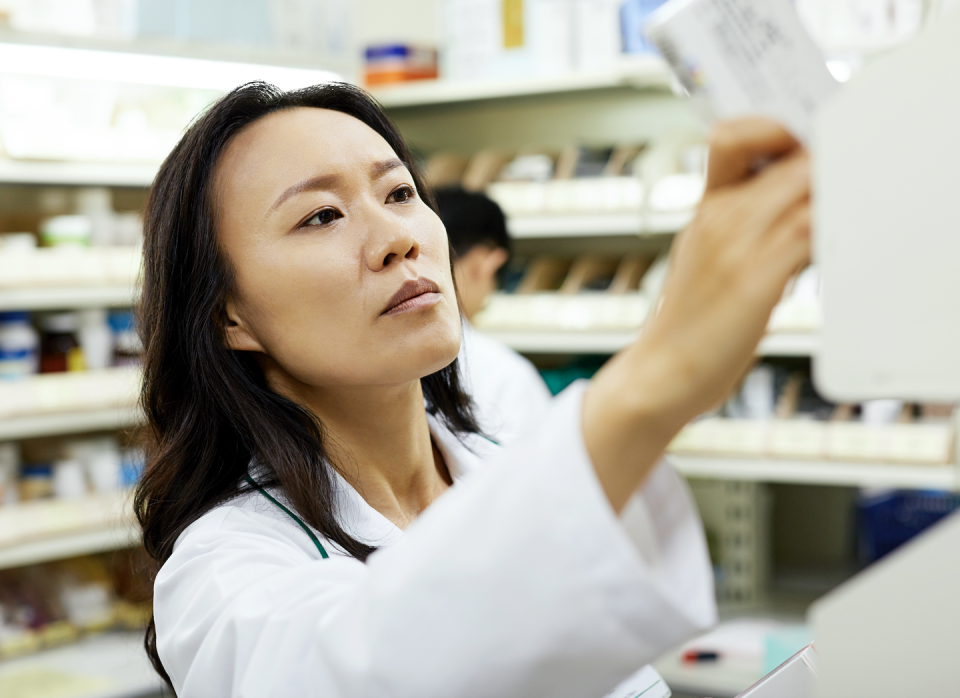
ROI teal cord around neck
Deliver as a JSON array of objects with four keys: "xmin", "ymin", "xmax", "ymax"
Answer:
[{"xmin": 244, "ymin": 474, "xmax": 329, "ymax": 559}]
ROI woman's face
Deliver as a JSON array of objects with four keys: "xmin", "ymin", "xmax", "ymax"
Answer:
[{"xmin": 214, "ymin": 107, "xmax": 460, "ymax": 389}]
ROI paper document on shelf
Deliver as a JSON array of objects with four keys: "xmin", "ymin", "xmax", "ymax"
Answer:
[
  {"xmin": 644, "ymin": 0, "xmax": 839, "ymax": 143},
  {"xmin": 603, "ymin": 664, "xmax": 672, "ymax": 698}
]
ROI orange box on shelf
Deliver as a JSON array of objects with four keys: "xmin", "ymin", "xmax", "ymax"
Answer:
[{"xmin": 364, "ymin": 44, "xmax": 438, "ymax": 87}]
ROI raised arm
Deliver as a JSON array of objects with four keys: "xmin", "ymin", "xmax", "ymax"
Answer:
[{"xmin": 584, "ymin": 118, "xmax": 811, "ymax": 512}]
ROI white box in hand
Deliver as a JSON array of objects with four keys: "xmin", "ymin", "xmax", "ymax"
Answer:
[{"xmin": 644, "ymin": 0, "xmax": 839, "ymax": 143}]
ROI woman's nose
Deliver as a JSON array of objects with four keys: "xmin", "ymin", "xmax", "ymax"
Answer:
[{"xmin": 365, "ymin": 222, "xmax": 421, "ymax": 272}]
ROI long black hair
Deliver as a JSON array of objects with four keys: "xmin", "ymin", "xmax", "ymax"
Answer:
[{"xmin": 134, "ymin": 81, "xmax": 479, "ymax": 687}]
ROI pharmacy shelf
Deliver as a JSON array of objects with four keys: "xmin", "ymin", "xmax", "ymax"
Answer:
[
  {"xmin": 506, "ymin": 212, "xmax": 690, "ymax": 239},
  {"xmin": 482, "ymin": 329, "xmax": 639, "ymax": 354},
  {"xmin": 373, "ymin": 57, "xmax": 672, "ymax": 108},
  {"xmin": 0, "ymin": 407, "xmax": 142, "ymax": 442},
  {"xmin": 0, "ymin": 522, "xmax": 140, "ymax": 571},
  {"xmin": 0, "ymin": 368, "xmax": 142, "ymax": 441},
  {"xmin": 0, "ymin": 491, "xmax": 138, "ymax": 571},
  {"xmin": 508, "ymin": 213, "xmax": 646, "ymax": 238},
  {"xmin": 482, "ymin": 329, "xmax": 818, "ymax": 356},
  {"xmin": 0, "ymin": 159, "xmax": 157, "ymax": 188},
  {"xmin": 645, "ymin": 210, "xmax": 697, "ymax": 234},
  {"xmin": 0, "ymin": 631, "xmax": 164, "ymax": 698},
  {"xmin": 670, "ymin": 455, "xmax": 958, "ymax": 490},
  {"xmin": 0, "ymin": 285, "xmax": 135, "ymax": 311},
  {"xmin": 757, "ymin": 332, "xmax": 820, "ymax": 356}
]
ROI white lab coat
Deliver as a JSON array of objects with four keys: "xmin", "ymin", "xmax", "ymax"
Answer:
[
  {"xmin": 154, "ymin": 382, "xmax": 717, "ymax": 698},
  {"xmin": 458, "ymin": 321, "xmax": 554, "ymax": 446}
]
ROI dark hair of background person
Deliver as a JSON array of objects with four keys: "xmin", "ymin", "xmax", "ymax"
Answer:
[
  {"xmin": 435, "ymin": 186, "xmax": 511, "ymax": 258},
  {"xmin": 134, "ymin": 81, "xmax": 480, "ymax": 688}
]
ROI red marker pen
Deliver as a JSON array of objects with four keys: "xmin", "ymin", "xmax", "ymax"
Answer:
[{"xmin": 682, "ymin": 650, "xmax": 721, "ymax": 663}]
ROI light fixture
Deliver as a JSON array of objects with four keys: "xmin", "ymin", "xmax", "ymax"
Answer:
[
  {"xmin": 826, "ymin": 59, "xmax": 855, "ymax": 83},
  {"xmin": 0, "ymin": 42, "xmax": 342, "ymax": 91}
]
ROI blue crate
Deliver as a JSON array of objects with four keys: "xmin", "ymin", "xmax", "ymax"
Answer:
[{"xmin": 858, "ymin": 490, "xmax": 960, "ymax": 563}]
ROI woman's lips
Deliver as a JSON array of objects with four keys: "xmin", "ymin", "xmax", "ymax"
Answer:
[{"xmin": 381, "ymin": 278, "xmax": 442, "ymax": 316}]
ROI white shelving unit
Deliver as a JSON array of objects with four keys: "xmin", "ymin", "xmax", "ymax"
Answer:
[
  {"xmin": 0, "ymin": 286, "xmax": 135, "ymax": 312},
  {"xmin": 506, "ymin": 211, "xmax": 694, "ymax": 239},
  {"xmin": 508, "ymin": 213, "xmax": 646, "ymax": 239},
  {"xmin": 481, "ymin": 329, "xmax": 818, "ymax": 357},
  {"xmin": 480, "ymin": 329, "xmax": 639, "ymax": 354},
  {"xmin": 645, "ymin": 210, "xmax": 697, "ymax": 234},
  {"xmin": 0, "ymin": 491, "xmax": 137, "ymax": 571},
  {"xmin": 372, "ymin": 57, "xmax": 672, "ymax": 108},
  {"xmin": 757, "ymin": 332, "xmax": 820, "ymax": 357},
  {"xmin": 671, "ymin": 455, "xmax": 958, "ymax": 490},
  {"xmin": 0, "ymin": 368, "xmax": 142, "ymax": 441},
  {"xmin": 0, "ymin": 407, "xmax": 142, "ymax": 442},
  {"xmin": 0, "ymin": 159, "xmax": 156, "ymax": 188},
  {"xmin": 0, "ymin": 522, "xmax": 140, "ymax": 571},
  {"xmin": 0, "ymin": 632, "xmax": 164, "ymax": 698}
]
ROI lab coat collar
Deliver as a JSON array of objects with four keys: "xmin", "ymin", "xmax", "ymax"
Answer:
[{"xmin": 250, "ymin": 413, "xmax": 494, "ymax": 553}]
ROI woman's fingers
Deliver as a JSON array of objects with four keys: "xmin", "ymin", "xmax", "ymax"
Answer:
[
  {"xmin": 739, "ymin": 149, "xmax": 811, "ymax": 233},
  {"xmin": 764, "ymin": 197, "xmax": 812, "ymax": 280},
  {"xmin": 706, "ymin": 118, "xmax": 801, "ymax": 190},
  {"xmin": 732, "ymin": 198, "xmax": 811, "ymax": 318},
  {"xmin": 695, "ymin": 148, "xmax": 810, "ymax": 263}
]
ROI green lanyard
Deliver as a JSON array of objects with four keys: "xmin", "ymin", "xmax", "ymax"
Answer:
[{"xmin": 244, "ymin": 474, "xmax": 329, "ymax": 559}]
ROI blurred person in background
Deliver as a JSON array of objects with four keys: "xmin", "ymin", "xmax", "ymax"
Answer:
[{"xmin": 435, "ymin": 187, "xmax": 552, "ymax": 446}]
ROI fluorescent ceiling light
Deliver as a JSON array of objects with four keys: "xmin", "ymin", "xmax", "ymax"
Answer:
[
  {"xmin": 0, "ymin": 42, "xmax": 341, "ymax": 91},
  {"xmin": 826, "ymin": 59, "xmax": 855, "ymax": 83}
]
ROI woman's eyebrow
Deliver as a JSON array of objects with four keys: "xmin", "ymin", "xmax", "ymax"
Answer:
[
  {"xmin": 372, "ymin": 157, "xmax": 407, "ymax": 179},
  {"xmin": 272, "ymin": 159, "xmax": 408, "ymax": 211},
  {"xmin": 272, "ymin": 173, "xmax": 339, "ymax": 210}
]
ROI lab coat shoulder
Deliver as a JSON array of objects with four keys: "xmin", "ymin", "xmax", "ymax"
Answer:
[
  {"xmin": 154, "ymin": 382, "xmax": 715, "ymax": 698},
  {"xmin": 460, "ymin": 324, "xmax": 543, "ymax": 388},
  {"xmin": 156, "ymin": 494, "xmax": 367, "ymax": 695},
  {"xmin": 171, "ymin": 489, "xmax": 324, "ymax": 560},
  {"xmin": 459, "ymin": 323, "xmax": 553, "ymax": 444}
]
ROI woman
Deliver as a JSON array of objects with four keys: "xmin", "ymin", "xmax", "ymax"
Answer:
[{"xmin": 138, "ymin": 82, "xmax": 810, "ymax": 698}]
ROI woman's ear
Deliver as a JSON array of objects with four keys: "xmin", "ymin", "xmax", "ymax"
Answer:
[
  {"xmin": 482, "ymin": 246, "xmax": 510, "ymax": 278},
  {"xmin": 223, "ymin": 298, "xmax": 266, "ymax": 353}
]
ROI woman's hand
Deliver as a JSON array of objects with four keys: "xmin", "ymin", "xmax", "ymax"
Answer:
[{"xmin": 584, "ymin": 118, "xmax": 811, "ymax": 512}]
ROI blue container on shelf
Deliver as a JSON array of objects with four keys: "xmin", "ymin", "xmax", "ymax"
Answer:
[
  {"xmin": 621, "ymin": 0, "xmax": 670, "ymax": 54},
  {"xmin": 858, "ymin": 489, "xmax": 960, "ymax": 563}
]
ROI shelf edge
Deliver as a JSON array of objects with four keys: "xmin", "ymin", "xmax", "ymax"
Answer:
[
  {"xmin": 0, "ymin": 286, "xmax": 136, "ymax": 311},
  {"xmin": 0, "ymin": 407, "xmax": 143, "ymax": 441},
  {"xmin": 670, "ymin": 455, "xmax": 957, "ymax": 490},
  {"xmin": 374, "ymin": 59, "xmax": 672, "ymax": 108},
  {"xmin": 0, "ymin": 523, "xmax": 140, "ymax": 571}
]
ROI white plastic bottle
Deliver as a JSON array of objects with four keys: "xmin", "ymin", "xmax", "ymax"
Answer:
[
  {"xmin": 53, "ymin": 459, "xmax": 88, "ymax": 499},
  {"xmin": 65, "ymin": 436, "xmax": 121, "ymax": 493},
  {"xmin": 75, "ymin": 188, "xmax": 115, "ymax": 247},
  {"xmin": 0, "ymin": 311, "xmax": 40, "ymax": 379},
  {"xmin": 78, "ymin": 308, "xmax": 114, "ymax": 371}
]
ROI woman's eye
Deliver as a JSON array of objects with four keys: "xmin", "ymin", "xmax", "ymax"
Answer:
[
  {"xmin": 304, "ymin": 208, "xmax": 342, "ymax": 227},
  {"xmin": 389, "ymin": 186, "xmax": 416, "ymax": 203}
]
